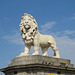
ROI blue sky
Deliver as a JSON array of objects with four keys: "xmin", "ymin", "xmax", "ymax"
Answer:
[{"xmin": 0, "ymin": 0, "xmax": 75, "ymax": 74}]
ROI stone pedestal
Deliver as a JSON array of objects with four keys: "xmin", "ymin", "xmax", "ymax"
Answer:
[{"xmin": 0, "ymin": 55, "xmax": 75, "ymax": 75}]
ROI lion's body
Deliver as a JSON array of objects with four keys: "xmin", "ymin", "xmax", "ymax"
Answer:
[
  {"xmin": 32, "ymin": 32, "xmax": 55, "ymax": 47},
  {"xmin": 19, "ymin": 13, "xmax": 60, "ymax": 58},
  {"xmin": 39, "ymin": 34, "xmax": 55, "ymax": 47}
]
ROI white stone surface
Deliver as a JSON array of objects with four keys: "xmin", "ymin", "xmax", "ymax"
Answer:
[{"xmin": 19, "ymin": 13, "xmax": 60, "ymax": 58}]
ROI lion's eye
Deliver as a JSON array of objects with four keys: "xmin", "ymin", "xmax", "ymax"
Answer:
[{"xmin": 29, "ymin": 19, "xmax": 31, "ymax": 21}]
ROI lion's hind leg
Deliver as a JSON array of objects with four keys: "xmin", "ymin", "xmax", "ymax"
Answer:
[
  {"xmin": 51, "ymin": 44, "xmax": 60, "ymax": 58},
  {"xmin": 41, "ymin": 47, "xmax": 49, "ymax": 56}
]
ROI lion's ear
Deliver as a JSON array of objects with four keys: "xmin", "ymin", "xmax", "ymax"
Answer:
[
  {"xmin": 28, "ymin": 14, "xmax": 31, "ymax": 17},
  {"xmin": 32, "ymin": 17, "xmax": 35, "ymax": 19},
  {"xmin": 24, "ymin": 13, "xmax": 28, "ymax": 16},
  {"xmin": 28, "ymin": 14, "xmax": 34, "ymax": 19}
]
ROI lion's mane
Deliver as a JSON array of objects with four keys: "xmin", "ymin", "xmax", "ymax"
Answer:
[{"xmin": 19, "ymin": 13, "xmax": 38, "ymax": 44}]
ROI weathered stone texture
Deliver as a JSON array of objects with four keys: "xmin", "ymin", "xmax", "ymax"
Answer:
[{"xmin": 0, "ymin": 55, "xmax": 75, "ymax": 75}]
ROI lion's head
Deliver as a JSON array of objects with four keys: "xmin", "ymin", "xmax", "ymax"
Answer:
[{"xmin": 19, "ymin": 13, "xmax": 38, "ymax": 44}]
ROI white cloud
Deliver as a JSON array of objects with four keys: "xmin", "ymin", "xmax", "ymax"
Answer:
[
  {"xmin": 2, "ymin": 32, "xmax": 24, "ymax": 45},
  {"xmin": 41, "ymin": 21, "xmax": 56, "ymax": 29},
  {"xmin": 63, "ymin": 30, "xmax": 75, "ymax": 35},
  {"xmin": 53, "ymin": 30, "xmax": 75, "ymax": 52},
  {"xmin": 40, "ymin": 21, "xmax": 56, "ymax": 34},
  {"xmin": 54, "ymin": 30, "xmax": 75, "ymax": 36},
  {"xmin": 70, "ymin": 13, "xmax": 75, "ymax": 20},
  {"xmin": 71, "ymin": 16, "xmax": 75, "ymax": 20},
  {"xmin": 3, "ymin": 17, "xmax": 10, "ymax": 22},
  {"xmin": 55, "ymin": 35, "xmax": 75, "ymax": 48},
  {"xmin": 62, "ymin": 13, "xmax": 75, "ymax": 22},
  {"xmin": 73, "ymin": 13, "xmax": 75, "ymax": 15}
]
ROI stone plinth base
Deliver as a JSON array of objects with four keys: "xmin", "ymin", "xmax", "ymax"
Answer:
[{"xmin": 0, "ymin": 55, "xmax": 75, "ymax": 75}]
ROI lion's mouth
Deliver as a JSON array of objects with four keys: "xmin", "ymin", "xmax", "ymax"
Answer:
[{"xmin": 24, "ymin": 25, "xmax": 31, "ymax": 30}]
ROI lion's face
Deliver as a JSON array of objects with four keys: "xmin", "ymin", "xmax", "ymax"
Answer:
[
  {"xmin": 19, "ymin": 13, "xmax": 38, "ymax": 44},
  {"xmin": 22, "ymin": 16, "xmax": 34, "ymax": 30}
]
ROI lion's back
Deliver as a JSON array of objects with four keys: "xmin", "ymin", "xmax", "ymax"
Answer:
[{"xmin": 39, "ymin": 34, "xmax": 56, "ymax": 47}]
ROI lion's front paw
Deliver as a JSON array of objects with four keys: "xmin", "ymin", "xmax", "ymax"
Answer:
[
  {"xmin": 32, "ymin": 52, "xmax": 39, "ymax": 55},
  {"xmin": 17, "ymin": 52, "xmax": 29, "ymax": 57},
  {"xmin": 42, "ymin": 54, "xmax": 48, "ymax": 56},
  {"xmin": 53, "ymin": 55, "xmax": 60, "ymax": 58}
]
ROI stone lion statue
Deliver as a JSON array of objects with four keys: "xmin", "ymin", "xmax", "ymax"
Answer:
[{"xmin": 19, "ymin": 13, "xmax": 60, "ymax": 58}]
